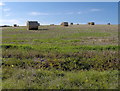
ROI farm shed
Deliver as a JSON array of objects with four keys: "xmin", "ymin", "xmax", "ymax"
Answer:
[
  {"xmin": 27, "ymin": 21, "xmax": 40, "ymax": 30},
  {"xmin": 61, "ymin": 22, "xmax": 69, "ymax": 26},
  {"xmin": 88, "ymin": 22, "xmax": 95, "ymax": 25}
]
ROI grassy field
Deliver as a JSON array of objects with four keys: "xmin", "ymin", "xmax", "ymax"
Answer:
[{"xmin": 1, "ymin": 25, "xmax": 119, "ymax": 89}]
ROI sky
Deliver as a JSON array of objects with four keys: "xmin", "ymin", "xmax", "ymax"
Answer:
[
  {"xmin": 0, "ymin": 2, "xmax": 118, "ymax": 26},
  {"xmin": 2, "ymin": 0, "xmax": 120, "ymax": 2}
]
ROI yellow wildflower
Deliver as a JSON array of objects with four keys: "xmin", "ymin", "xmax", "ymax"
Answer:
[{"xmin": 11, "ymin": 65, "xmax": 14, "ymax": 67}]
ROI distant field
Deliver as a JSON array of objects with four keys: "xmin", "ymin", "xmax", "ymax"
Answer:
[{"xmin": 1, "ymin": 25, "xmax": 119, "ymax": 89}]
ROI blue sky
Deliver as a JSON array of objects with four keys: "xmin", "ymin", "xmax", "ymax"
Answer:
[{"xmin": 0, "ymin": 2, "xmax": 118, "ymax": 25}]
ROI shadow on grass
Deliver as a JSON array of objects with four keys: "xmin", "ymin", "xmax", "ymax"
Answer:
[
  {"xmin": 38, "ymin": 29, "xmax": 49, "ymax": 31},
  {"xmin": 28, "ymin": 29, "xmax": 49, "ymax": 31}
]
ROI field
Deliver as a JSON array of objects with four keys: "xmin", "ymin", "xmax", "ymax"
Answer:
[{"xmin": 1, "ymin": 25, "xmax": 119, "ymax": 89}]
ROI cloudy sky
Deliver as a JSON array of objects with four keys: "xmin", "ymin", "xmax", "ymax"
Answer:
[{"xmin": 0, "ymin": 2, "xmax": 118, "ymax": 26}]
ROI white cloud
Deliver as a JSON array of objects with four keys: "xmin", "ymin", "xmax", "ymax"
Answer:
[
  {"xmin": 2, "ymin": 8, "xmax": 11, "ymax": 17},
  {"xmin": 0, "ymin": 19, "xmax": 20, "ymax": 25},
  {"xmin": 3, "ymin": 8, "xmax": 10, "ymax": 12},
  {"xmin": 90, "ymin": 9, "xmax": 101, "ymax": 12},
  {"xmin": 29, "ymin": 11, "xmax": 76, "ymax": 16},
  {"xmin": 52, "ymin": 12, "xmax": 62, "ymax": 15},
  {"xmin": 77, "ymin": 12, "xmax": 82, "ymax": 14},
  {"xmin": 29, "ymin": 12, "xmax": 49, "ymax": 16},
  {"xmin": 5, "ymin": 13, "xmax": 11, "ymax": 16},
  {"xmin": 0, "ymin": 2, "xmax": 5, "ymax": 6},
  {"xmin": 65, "ymin": 12, "xmax": 74, "ymax": 15}
]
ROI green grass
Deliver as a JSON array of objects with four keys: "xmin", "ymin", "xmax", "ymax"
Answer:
[
  {"xmin": 2, "ymin": 69, "xmax": 119, "ymax": 89},
  {"xmin": 2, "ymin": 25, "xmax": 119, "ymax": 89},
  {"xmin": 1, "ymin": 44, "xmax": 119, "ymax": 52}
]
